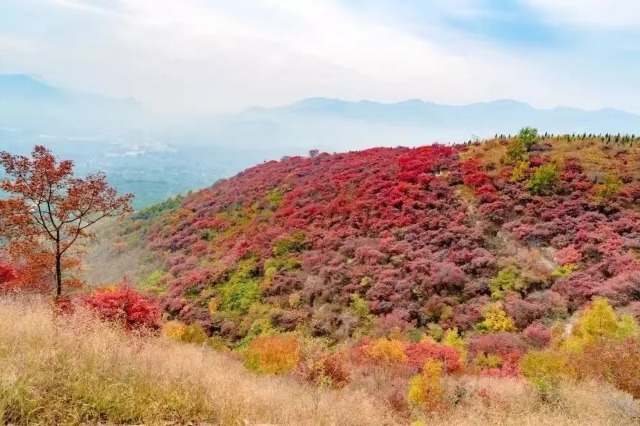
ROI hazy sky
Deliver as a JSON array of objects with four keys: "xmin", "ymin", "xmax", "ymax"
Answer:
[{"xmin": 1, "ymin": 0, "xmax": 639, "ymax": 114}]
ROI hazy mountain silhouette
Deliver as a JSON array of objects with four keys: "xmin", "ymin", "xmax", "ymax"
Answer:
[
  {"xmin": 3, "ymin": 74, "xmax": 640, "ymax": 151},
  {"xmin": 0, "ymin": 74, "xmax": 143, "ymax": 134}
]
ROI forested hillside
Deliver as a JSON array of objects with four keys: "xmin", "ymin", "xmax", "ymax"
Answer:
[{"xmin": 129, "ymin": 130, "xmax": 640, "ymax": 344}]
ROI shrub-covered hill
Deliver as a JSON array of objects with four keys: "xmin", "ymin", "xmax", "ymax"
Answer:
[{"xmin": 127, "ymin": 131, "xmax": 640, "ymax": 344}]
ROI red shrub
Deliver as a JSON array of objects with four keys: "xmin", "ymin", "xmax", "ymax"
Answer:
[
  {"xmin": 51, "ymin": 295, "xmax": 75, "ymax": 316},
  {"xmin": 82, "ymin": 285, "xmax": 160, "ymax": 330},
  {"xmin": 468, "ymin": 332, "xmax": 526, "ymax": 359},
  {"xmin": 481, "ymin": 351, "xmax": 521, "ymax": 378},
  {"xmin": 404, "ymin": 341, "xmax": 462, "ymax": 374},
  {"xmin": 298, "ymin": 351, "xmax": 350, "ymax": 389},
  {"xmin": 529, "ymin": 156, "xmax": 543, "ymax": 167},
  {"xmin": 0, "ymin": 263, "xmax": 17, "ymax": 288},
  {"xmin": 522, "ymin": 323, "xmax": 552, "ymax": 348},
  {"xmin": 554, "ymin": 246, "xmax": 582, "ymax": 265}
]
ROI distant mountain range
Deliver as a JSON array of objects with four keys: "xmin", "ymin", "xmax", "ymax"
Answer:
[
  {"xmin": 0, "ymin": 74, "xmax": 144, "ymax": 135},
  {"xmin": 3, "ymin": 74, "xmax": 640, "ymax": 150},
  {"xmin": 3, "ymin": 73, "xmax": 640, "ymax": 207}
]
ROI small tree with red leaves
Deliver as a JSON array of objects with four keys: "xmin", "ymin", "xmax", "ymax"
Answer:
[{"xmin": 0, "ymin": 146, "xmax": 133, "ymax": 296}]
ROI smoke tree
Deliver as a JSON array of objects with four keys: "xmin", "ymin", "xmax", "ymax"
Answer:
[{"xmin": 0, "ymin": 145, "xmax": 133, "ymax": 296}]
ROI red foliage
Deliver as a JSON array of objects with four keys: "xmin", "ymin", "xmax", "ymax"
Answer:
[
  {"xmin": 468, "ymin": 332, "xmax": 526, "ymax": 360},
  {"xmin": 461, "ymin": 158, "xmax": 491, "ymax": 188},
  {"xmin": 522, "ymin": 323, "xmax": 552, "ymax": 348},
  {"xmin": 298, "ymin": 351, "xmax": 350, "ymax": 389},
  {"xmin": 131, "ymin": 137, "xmax": 640, "ymax": 341},
  {"xmin": 51, "ymin": 296, "xmax": 75, "ymax": 316},
  {"xmin": 529, "ymin": 156, "xmax": 543, "ymax": 167},
  {"xmin": 0, "ymin": 263, "xmax": 18, "ymax": 288},
  {"xmin": 481, "ymin": 351, "xmax": 521, "ymax": 378},
  {"xmin": 554, "ymin": 246, "xmax": 582, "ymax": 265},
  {"xmin": 82, "ymin": 285, "xmax": 160, "ymax": 330},
  {"xmin": 0, "ymin": 146, "xmax": 133, "ymax": 297},
  {"xmin": 403, "ymin": 341, "xmax": 462, "ymax": 374}
]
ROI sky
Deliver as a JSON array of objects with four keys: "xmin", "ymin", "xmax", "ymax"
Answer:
[{"xmin": 0, "ymin": 0, "xmax": 639, "ymax": 114}]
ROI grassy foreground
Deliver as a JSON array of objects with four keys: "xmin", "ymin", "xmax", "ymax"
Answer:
[{"xmin": 0, "ymin": 297, "xmax": 638, "ymax": 426}]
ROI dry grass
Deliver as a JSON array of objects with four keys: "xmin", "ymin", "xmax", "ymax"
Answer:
[
  {"xmin": 0, "ymin": 297, "xmax": 637, "ymax": 425},
  {"xmin": 463, "ymin": 136, "xmax": 640, "ymax": 181},
  {"xmin": 426, "ymin": 376, "xmax": 640, "ymax": 426},
  {"xmin": 0, "ymin": 296, "xmax": 397, "ymax": 425}
]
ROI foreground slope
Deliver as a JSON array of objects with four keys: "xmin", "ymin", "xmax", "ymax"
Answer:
[
  {"xmin": 1, "ymin": 297, "xmax": 638, "ymax": 425},
  {"xmin": 129, "ymin": 134, "xmax": 640, "ymax": 343}
]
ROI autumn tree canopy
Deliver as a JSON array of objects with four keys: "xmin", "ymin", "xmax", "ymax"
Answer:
[{"xmin": 0, "ymin": 145, "xmax": 133, "ymax": 296}]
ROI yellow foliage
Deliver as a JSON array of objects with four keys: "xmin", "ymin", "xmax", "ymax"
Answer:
[
  {"xmin": 480, "ymin": 303, "xmax": 517, "ymax": 332},
  {"xmin": 521, "ymin": 350, "xmax": 573, "ymax": 382},
  {"xmin": 594, "ymin": 174, "xmax": 623, "ymax": 200},
  {"xmin": 566, "ymin": 298, "xmax": 640, "ymax": 350},
  {"xmin": 442, "ymin": 328, "xmax": 467, "ymax": 364},
  {"xmin": 208, "ymin": 298, "xmax": 219, "ymax": 317},
  {"xmin": 615, "ymin": 314, "xmax": 640, "ymax": 339},
  {"xmin": 511, "ymin": 161, "xmax": 529, "ymax": 182},
  {"xmin": 288, "ymin": 292, "xmax": 301, "ymax": 308},
  {"xmin": 364, "ymin": 338, "xmax": 407, "ymax": 366},
  {"xmin": 504, "ymin": 139, "xmax": 527, "ymax": 165},
  {"xmin": 407, "ymin": 359, "xmax": 444, "ymax": 412},
  {"xmin": 576, "ymin": 298, "xmax": 618, "ymax": 339},
  {"xmin": 162, "ymin": 321, "xmax": 187, "ymax": 340},
  {"xmin": 474, "ymin": 353, "xmax": 503, "ymax": 369},
  {"xmin": 440, "ymin": 305, "xmax": 453, "ymax": 321},
  {"xmin": 162, "ymin": 321, "xmax": 208, "ymax": 344}
]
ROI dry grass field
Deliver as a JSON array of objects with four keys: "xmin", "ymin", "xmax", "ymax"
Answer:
[{"xmin": 0, "ymin": 296, "xmax": 637, "ymax": 426}]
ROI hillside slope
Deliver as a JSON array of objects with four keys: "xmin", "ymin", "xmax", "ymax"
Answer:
[{"xmin": 125, "ymin": 132, "xmax": 640, "ymax": 344}]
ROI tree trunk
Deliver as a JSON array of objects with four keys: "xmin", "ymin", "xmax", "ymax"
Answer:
[{"xmin": 55, "ymin": 253, "xmax": 62, "ymax": 297}]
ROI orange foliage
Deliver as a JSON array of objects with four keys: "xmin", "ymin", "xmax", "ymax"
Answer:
[
  {"xmin": 571, "ymin": 338, "xmax": 640, "ymax": 398},
  {"xmin": 404, "ymin": 340, "xmax": 462, "ymax": 374},
  {"xmin": 363, "ymin": 338, "xmax": 408, "ymax": 367},
  {"xmin": 245, "ymin": 335, "xmax": 301, "ymax": 374}
]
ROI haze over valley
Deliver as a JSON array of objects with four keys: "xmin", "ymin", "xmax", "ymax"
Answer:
[{"xmin": 4, "ymin": 74, "xmax": 640, "ymax": 208}]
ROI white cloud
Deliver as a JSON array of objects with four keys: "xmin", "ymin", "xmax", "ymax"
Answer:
[
  {"xmin": 0, "ymin": 35, "xmax": 36, "ymax": 52},
  {"xmin": 49, "ymin": 0, "xmax": 116, "ymax": 15},
  {"xmin": 523, "ymin": 0, "xmax": 640, "ymax": 28},
  {"xmin": 3, "ymin": 0, "xmax": 634, "ymax": 114},
  {"xmin": 46, "ymin": 0, "xmax": 550, "ymax": 113}
]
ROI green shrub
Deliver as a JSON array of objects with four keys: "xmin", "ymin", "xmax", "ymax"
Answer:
[
  {"xmin": 132, "ymin": 195, "xmax": 183, "ymax": 220},
  {"xmin": 220, "ymin": 258, "xmax": 261, "ymax": 314},
  {"xmin": 518, "ymin": 126, "xmax": 539, "ymax": 150},
  {"xmin": 526, "ymin": 164, "xmax": 558, "ymax": 195},
  {"xmin": 489, "ymin": 267, "xmax": 519, "ymax": 299},
  {"xmin": 511, "ymin": 161, "xmax": 529, "ymax": 182},
  {"xmin": 272, "ymin": 232, "xmax": 306, "ymax": 256},
  {"xmin": 504, "ymin": 139, "xmax": 527, "ymax": 165},
  {"xmin": 594, "ymin": 174, "xmax": 623, "ymax": 199}
]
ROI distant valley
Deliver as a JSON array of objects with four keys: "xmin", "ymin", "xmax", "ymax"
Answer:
[{"xmin": 4, "ymin": 74, "xmax": 640, "ymax": 208}]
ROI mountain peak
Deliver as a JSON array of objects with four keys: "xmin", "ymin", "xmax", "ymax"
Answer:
[{"xmin": 0, "ymin": 74, "xmax": 64, "ymax": 100}]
